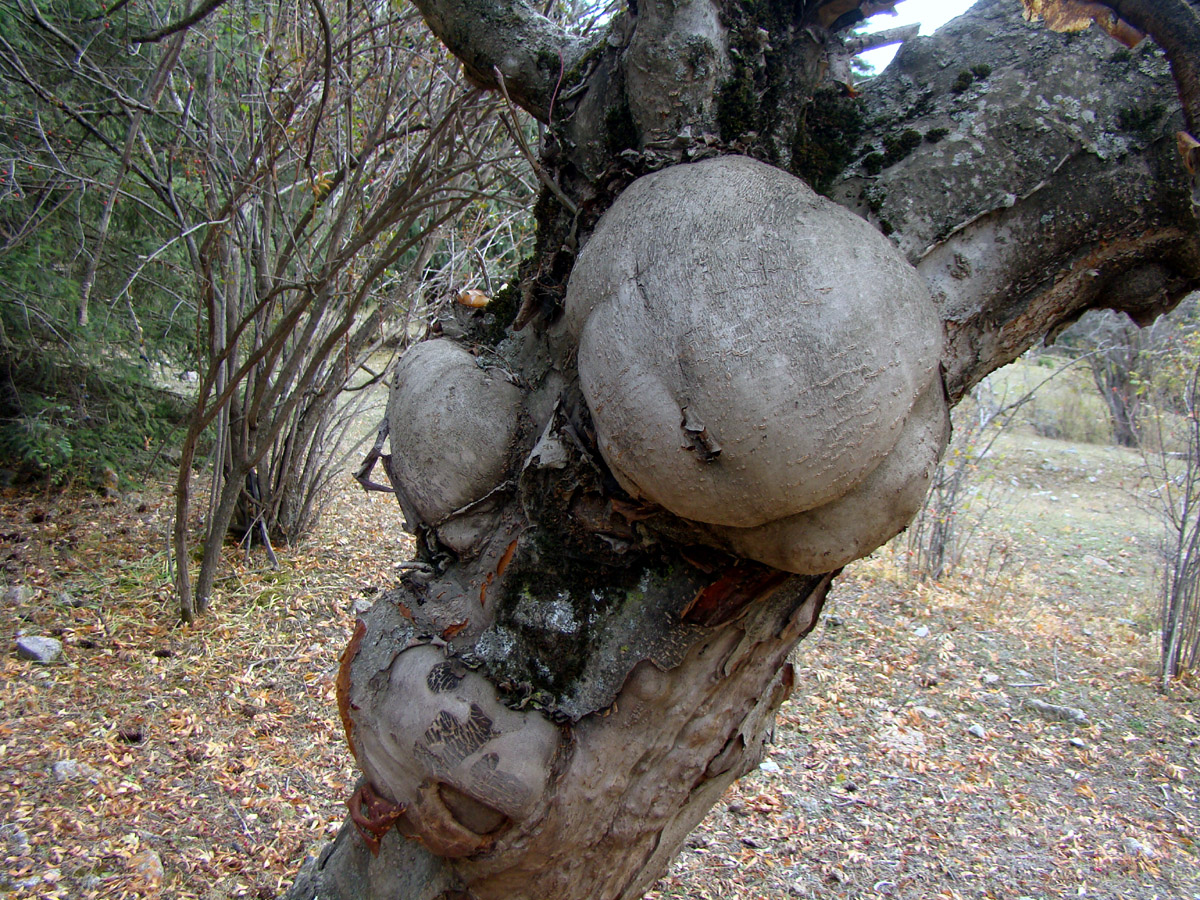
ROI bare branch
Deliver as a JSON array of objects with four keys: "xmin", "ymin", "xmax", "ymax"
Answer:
[{"xmin": 133, "ymin": 0, "xmax": 233, "ymax": 44}]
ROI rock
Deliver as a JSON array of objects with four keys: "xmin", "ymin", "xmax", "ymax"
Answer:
[
  {"xmin": 914, "ymin": 625, "xmax": 931, "ymax": 638},
  {"xmin": 352, "ymin": 598, "xmax": 374, "ymax": 616},
  {"xmin": 880, "ymin": 725, "xmax": 928, "ymax": 755},
  {"xmin": 1083, "ymin": 554, "xmax": 1115, "ymax": 572},
  {"xmin": 967, "ymin": 724, "xmax": 987, "ymax": 739},
  {"xmin": 51, "ymin": 759, "xmax": 102, "ymax": 783},
  {"xmin": 1069, "ymin": 737, "xmax": 1088, "ymax": 749},
  {"xmin": 1122, "ymin": 837, "xmax": 1154, "ymax": 858},
  {"xmin": 796, "ymin": 797, "xmax": 824, "ymax": 816},
  {"xmin": 3, "ymin": 585, "xmax": 33, "ymax": 606},
  {"xmin": 981, "ymin": 672, "xmax": 1000, "ymax": 684},
  {"xmin": 16, "ymin": 635, "xmax": 62, "ymax": 664},
  {"xmin": 759, "ymin": 759, "xmax": 782, "ymax": 774},
  {"xmin": 0, "ymin": 823, "xmax": 30, "ymax": 855},
  {"xmin": 129, "ymin": 848, "xmax": 164, "ymax": 890},
  {"xmin": 1024, "ymin": 697, "xmax": 1088, "ymax": 726}
]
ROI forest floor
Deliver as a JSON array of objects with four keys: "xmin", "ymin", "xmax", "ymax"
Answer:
[{"xmin": 0, "ymin": 428, "xmax": 1197, "ymax": 900}]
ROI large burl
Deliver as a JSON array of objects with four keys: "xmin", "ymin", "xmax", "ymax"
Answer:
[
  {"xmin": 335, "ymin": 155, "xmax": 951, "ymax": 896},
  {"xmin": 565, "ymin": 156, "xmax": 948, "ymax": 572}
]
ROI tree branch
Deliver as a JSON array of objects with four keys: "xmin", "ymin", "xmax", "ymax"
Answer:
[
  {"xmin": 408, "ymin": 0, "xmax": 589, "ymax": 121},
  {"xmin": 133, "ymin": 0, "xmax": 233, "ymax": 43},
  {"xmin": 835, "ymin": 0, "xmax": 1200, "ymax": 400},
  {"xmin": 1024, "ymin": 0, "xmax": 1200, "ymax": 134}
]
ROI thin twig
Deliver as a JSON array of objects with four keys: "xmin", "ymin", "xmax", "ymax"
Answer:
[
  {"xmin": 246, "ymin": 655, "xmax": 302, "ymax": 671},
  {"xmin": 492, "ymin": 66, "xmax": 578, "ymax": 216}
]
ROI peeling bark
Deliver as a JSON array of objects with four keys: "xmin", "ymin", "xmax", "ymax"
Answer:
[{"xmin": 285, "ymin": 1, "xmax": 1200, "ymax": 898}]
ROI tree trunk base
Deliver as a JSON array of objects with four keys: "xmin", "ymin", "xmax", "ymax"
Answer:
[{"xmin": 286, "ymin": 572, "xmax": 832, "ymax": 900}]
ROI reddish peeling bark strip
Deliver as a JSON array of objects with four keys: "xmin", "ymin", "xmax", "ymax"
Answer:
[
  {"xmin": 681, "ymin": 564, "xmax": 791, "ymax": 627},
  {"xmin": 441, "ymin": 620, "xmax": 470, "ymax": 640},
  {"xmin": 336, "ymin": 619, "xmax": 367, "ymax": 758},
  {"xmin": 480, "ymin": 538, "xmax": 520, "ymax": 607},
  {"xmin": 347, "ymin": 782, "xmax": 408, "ymax": 856}
]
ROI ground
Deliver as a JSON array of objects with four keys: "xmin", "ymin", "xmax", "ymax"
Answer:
[{"xmin": 0, "ymin": 420, "xmax": 1197, "ymax": 899}]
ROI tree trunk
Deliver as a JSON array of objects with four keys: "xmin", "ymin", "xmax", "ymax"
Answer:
[
  {"xmin": 286, "ymin": 1, "xmax": 1200, "ymax": 897},
  {"xmin": 293, "ymin": 570, "xmax": 831, "ymax": 900}
]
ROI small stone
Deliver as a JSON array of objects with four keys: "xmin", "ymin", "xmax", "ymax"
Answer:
[
  {"xmin": 0, "ymin": 823, "xmax": 30, "ymax": 855},
  {"xmin": 1024, "ymin": 697, "xmax": 1089, "ymax": 725},
  {"xmin": 3, "ymin": 585, "xmax": 33, "ymax": 606},
  {"xmin": 129, "ymin": 848, "xmax": 164, "ymax": 889},
  {"xmin": 967, "ymin": 724, "xmax": 987, "ymax": 738},
  {"xmin": 1083, "ymin": 554, "xmax": 1115, "ymax": 571},
  {"xmin": 352, "ymin": 598, "xmax": 374, "ymax": 615},
  {"xmin": 759, "ymin": 759, "xmax": 782, "ymax": 774},
  {"xmin": 981, "ymin": 672, "xmax": 1000, "ymax": 684},
  {"xmin": 1069, "ymin": 737, "xmax": 1088, "ymax": 749},
  {"xmin": 914, "ymin": 625, "xmax": 931, "ymax": 638},
  {"xmin": 16, "ymin": 635, "xmax": 62, "ymax": 664},
  {"xmin": 1123, "ymin": 837, "xmax": 1153, "ymax": 858},
  {"xmin": 51, "ymin": 759, "xmax": 102, "ymax": 783}
]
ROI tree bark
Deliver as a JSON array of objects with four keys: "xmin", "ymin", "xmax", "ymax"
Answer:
[{"xmin": 286, "ymin": 1, "xmax": 1200, "ymax": 898}]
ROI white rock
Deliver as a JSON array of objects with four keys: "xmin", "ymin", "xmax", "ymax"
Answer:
[
  {"xmin": 3, "ymin": 585, "xmax": 33, "ymax": 606},
  {"xmin": 51, "ymin": 759, "xmax": 102, "ymax": 783},
  {"xmin": 1122, "ymin": 837, "xmax": 1153, "ymax": 858},
  {"xmin": 16, "ymin": 635, "xmax": 62, "ymax": 664}
]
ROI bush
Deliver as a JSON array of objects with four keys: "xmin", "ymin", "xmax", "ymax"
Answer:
[{"xmin": 0, "ymin": 352, "xmax": 191, "ymax": 487}]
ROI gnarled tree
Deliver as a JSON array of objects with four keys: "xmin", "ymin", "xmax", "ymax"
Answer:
[{"xmin": 287, "ymin": 1, "xmax": 1200, "ymax": 898}]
